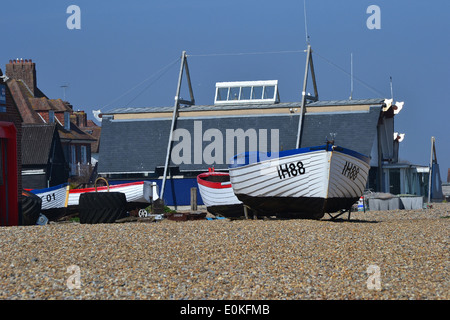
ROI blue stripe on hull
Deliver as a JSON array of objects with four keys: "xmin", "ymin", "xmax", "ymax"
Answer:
[
  {"xmin": 229, "ymin": 144, "xmax": 370, "ymax": 169},
  {"xmin": 29, "ymin": 183, "xmax": 68, "ymax": 194}
]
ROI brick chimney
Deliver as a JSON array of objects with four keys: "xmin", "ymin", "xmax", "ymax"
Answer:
[
  {"xmin": 73, "ymin": 111, "xmax": 87, "ymax": 128},
  {"xmin": 5, "ymin": 59, "xmax": 37, "ymax": 96}
]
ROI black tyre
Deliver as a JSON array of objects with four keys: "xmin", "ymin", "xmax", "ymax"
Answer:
[
  {"xmin": 79, "ymin": 192, "xmax": 128, "ymax": 224},
  {"xmin": 21, "ymin": 191, "xmax": 42, "ymax": 226}
]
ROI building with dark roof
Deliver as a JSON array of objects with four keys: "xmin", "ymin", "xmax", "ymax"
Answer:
[
  {"xmin": 5, "ymin": 59, "xmax": 98, "ymax": 183},
  {"xmin": 98, "ymin": 81, "xmax": 412, "ymax": 207},
  {"xmin": 100, "ymin": 98, "xmax": 384, "ymax": 174},
  {"xmin": 98, "ymin": 48, "xmax": 431, "ymax": 208},
  {"xmin": 21, "ymin": 123, "xmax": 68, "ymax": 189},
  {"xmin": 72, "ymin": 111, "xmax": 102, "ymax": 159}
]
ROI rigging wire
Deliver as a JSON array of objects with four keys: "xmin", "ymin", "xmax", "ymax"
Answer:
[
  {"xmin": 123, "ymin": 58, "xmax": 180, "ymax": 107},
  {"xmin": 313, "ymin": 50, "xmax": 386, "ymax": 97},
  {"xmin": 101, "ymin": 47, "xmax": 386, "ymax": 112},
  {"xmin": 187, "ymin": 50, "xmax": 305, "ymax": 57},
  {"xmin": 102, "ymin": 57, "xmax": 181, "ymax": 112},
  {"xmin": 190, "ymin": 48, "xmax": 386, "ymax": 98}
]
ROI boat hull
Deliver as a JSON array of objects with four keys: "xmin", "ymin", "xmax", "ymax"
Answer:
[
  {"xmin": 229, "ymin": 145, "xmax": 370, "ymax": 219},
  {"xmin": 234, "ymin": 195, "xmax": 358, "ymax": 219},
  {"xmin": 204, "ymin": 204, "xmax": 246, "ymax": 218},
  {"xmin": 67, "ymin": 181, "xmax": 159, "ymax": 210},
  {"xmin": 27, "ymin": 183, "xmax": 69, "ymax": 220},
  {"xmin": 197, "ymin": 171, "xmax": 245, "ymax": 218},
  {"xmin": 28, "ymin": 183, "xmax": 69, "ymax": 210}
]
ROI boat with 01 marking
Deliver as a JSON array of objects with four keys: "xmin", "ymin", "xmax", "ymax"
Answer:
[
  {"xmin": 228, "ymin": 143, "xmax": 370, "ymax": 219},
  {"xmin": 197, "ymin": 168, "xmax": 246, "ymax": 218},
  {"xmin": 27, "ymin": 183, "xmax": 69, "ymax": 211},
  {"xmin": 26, "ymin": 183, "xmax": 70, "ymax": 220}
]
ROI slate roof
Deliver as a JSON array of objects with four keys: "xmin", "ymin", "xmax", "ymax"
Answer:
[
  {"xmin": 104, "ymin": 98, "xmax": 385, "ymax": 115},
  {"xmin": 81, "ymin": 121, "xmax": 102, "ymax": 153},
  {"xmin": 98, "ymin": 100, "xmax": 383, "ymax": 175},
  {"xmin": 21, "ymin": 124, "xmax": 58, "ymax": 165},
  {"xmin": 57, "ymin": 121, "xmax": 97, "ymax": 143}
]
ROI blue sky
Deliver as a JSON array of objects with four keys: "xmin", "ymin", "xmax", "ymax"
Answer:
[{"xmin": 1, "ymin": 0, "xmax": 449, "ymax": 181}]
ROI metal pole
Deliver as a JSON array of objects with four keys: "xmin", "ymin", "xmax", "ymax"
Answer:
[
  {"xmin": 184, "ymin": 57, "xmax": 195, "ymax": 105},
  {"xmin": 296, "ymin": 44, "xmax": 311, "ymax": 149},
  {"xmin": 350, "ymin": 53, "xmax": 353, "ymax": 100},
  {"xmin": 309, "ymin": 49, "xmax": 318, "ymax": 99},
  {"xmin": 160, "ymin": 51, "xmax": 186, "ymax": 200},
  {"xmin": 427, "ymin": 136, "xmax": 434, "ymax": 203},
  {"xmin": 390, "ymin": 76, "xmax": 394, "ymax": 100},
  {"xmin": 377, "ymin": 124, "xmax": 383, "ymax": 192}
]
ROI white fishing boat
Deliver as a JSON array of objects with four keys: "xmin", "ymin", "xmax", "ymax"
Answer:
[
  {"xmin": 27, "ymin": 183, "xmax": 70, "ymax": 220},
  {"xmin": 197, "ymin": 168, "xmax": 245, "ymax": 218},
  {"xmin": 25, "ymin": 183, "xmax": 69, "ymax": 220},
  {"xmin": 27, "ymin": 183, "xmax": 69, "ymax": 211},
  {"xmin": 67, "ymin": 180, "xmax": 159, "ymax": 210},
  {"xmin": 228, "ymin": 143, "xmax": 371, "ymax": 219}
]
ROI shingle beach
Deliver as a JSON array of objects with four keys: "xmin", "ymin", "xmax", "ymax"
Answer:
[{"xmin": 0, "ymin": 203, "xmax": 448, "ymax": 300}]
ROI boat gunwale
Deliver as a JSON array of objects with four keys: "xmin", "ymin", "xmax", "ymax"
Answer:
[
  {"xmin": 197, "ymin": 172, "xmax": 232, "ymax": 190},
  {"xmin": 68, "ymin": 181, "xmax": 145, "ymax": 194},
  {"xmin": 228, "ymin": 144, "xmax": 370, "ymax": 169},
  {"xmin": 25, "ymin": 182, "xmax": 69, "ymax": 194}
]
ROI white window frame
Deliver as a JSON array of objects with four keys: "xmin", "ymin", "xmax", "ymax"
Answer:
[
  {"xmin": 81, "ymin": 145, "xmax": 87, "ymax": 164},
  {"xmin": 214, "ymin": 80, "xmax": 279, "ymax": 105},
  {"xmin": 64, "ymin": 112, "xmax": 71, "ymax": 130},
  {"xmin": 70, "ymin": 145, "xmax": 76, "ymax": 175}
]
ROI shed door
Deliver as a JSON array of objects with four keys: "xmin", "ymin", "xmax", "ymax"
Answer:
[
  {"xmin": 0, "ymin": 122, "xmax": 18, "ymax": 226},
  {"xmin": 0, "ymin": 139, "xmax": 6, "ymax": 221}
]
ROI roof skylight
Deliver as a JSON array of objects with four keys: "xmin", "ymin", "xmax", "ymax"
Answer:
[{"xmin": 214, "ymin": 80, "xmax": 280, "ymax": 105}]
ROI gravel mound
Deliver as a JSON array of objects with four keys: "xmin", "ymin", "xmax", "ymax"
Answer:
[{"xmin": 0, "ymin": 203, "xmax": 448, "ymax": 300}]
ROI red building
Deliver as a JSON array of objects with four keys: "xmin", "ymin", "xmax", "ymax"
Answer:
[{"xmin": 0, "ymin": 69, "xmax": 22, "ymax": 226}]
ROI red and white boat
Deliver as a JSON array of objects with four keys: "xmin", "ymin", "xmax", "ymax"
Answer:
[
  {"xmin": 67, "ymin": 180, "xmax": 159, "ymax": 211},
  {"xmin": 197, "ymin": 168, "xmax": 246, "ymax": 218}
]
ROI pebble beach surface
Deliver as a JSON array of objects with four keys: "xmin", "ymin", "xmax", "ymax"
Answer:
[{"xmin": 0, "ymin": 203, "xmax": 448, "ymax": 300}]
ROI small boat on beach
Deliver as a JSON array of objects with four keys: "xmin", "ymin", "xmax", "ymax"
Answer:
[
  {"xmin": 27, "ymin": 183, "xmax": 69, "ymax": 211},
  {"xmin": 26, "ymin": 183, "xmax": 70, "ymax": 220},
  {"xmin": 197, "ymin": 168, "xmax": 246, "ymax": 218},
  {"xmin": 228, "ymin": 143, "xmax": 371, "ymax": 219},
  {"xmin": 67, "ymin": 179, "xmax": 159, "ymax": 211}
]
